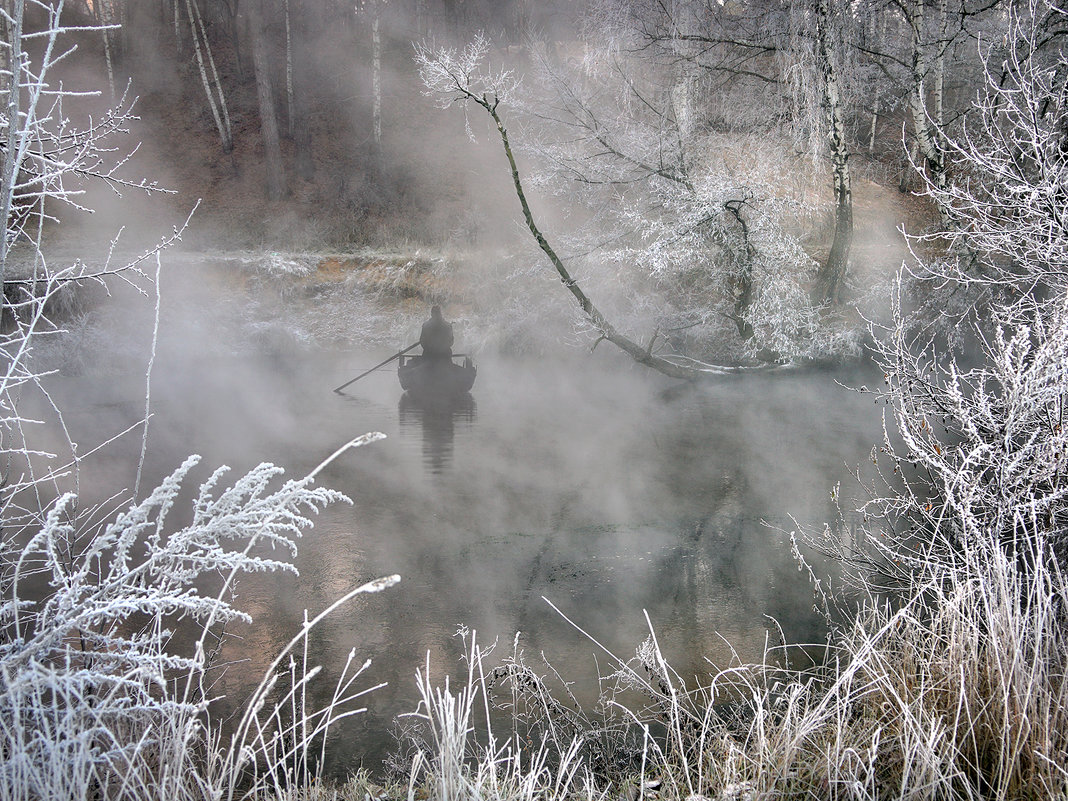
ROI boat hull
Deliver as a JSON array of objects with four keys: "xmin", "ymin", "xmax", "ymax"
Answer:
[{"xmin": 398, "ymin": 355, "xmax": 476, "ymax": 398}]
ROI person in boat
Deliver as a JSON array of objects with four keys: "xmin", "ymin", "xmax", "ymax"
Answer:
[{"xmin": 419, "ymin": 305, "xmax": 454, "ymax": 361}]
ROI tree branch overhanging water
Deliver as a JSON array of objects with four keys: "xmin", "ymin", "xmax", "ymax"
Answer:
[{"xmin": 416, "ymin": 37, "xmax": 771, "ymax": 379}]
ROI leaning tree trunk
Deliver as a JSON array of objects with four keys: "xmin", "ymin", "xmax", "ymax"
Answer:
[
  {"xmin": 813, "ymin": 0, "xmax": 852, "ymax": 306},
  {"xmin": 480, "ymin": 97, "xmax": 708, "ymax": 379},
  {"xmin": 183, "ymin": 0, "xmax": 233, "ymax": 153},
  {"xmin": 248, "ymin": 0, "xmax": 286, "ymax": 200}
]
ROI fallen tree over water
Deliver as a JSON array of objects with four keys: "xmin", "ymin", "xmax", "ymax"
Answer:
[{"xmin": 415, "ymin": 36, "xmax": 857, "ymax": 378}]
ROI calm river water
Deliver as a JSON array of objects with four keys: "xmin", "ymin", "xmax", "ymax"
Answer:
[{"xmin": 44, "ymin": 258, "xmax": 884, "ymax": 775}]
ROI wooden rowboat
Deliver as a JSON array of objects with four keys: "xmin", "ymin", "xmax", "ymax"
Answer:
[{"xmin": 398, "ymin": 353, "xmax": 476, "ymax": 398}]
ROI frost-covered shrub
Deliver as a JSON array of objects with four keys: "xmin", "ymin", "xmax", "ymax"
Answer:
[
  {"xmin": 0, "ymin": 444, "xmax": 393, "ymax": 801},
  {"xmin": 401, "ymin": 2, "xmax": 1068, "ymax": 797}
]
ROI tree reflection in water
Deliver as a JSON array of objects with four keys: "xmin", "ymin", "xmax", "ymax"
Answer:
[{"xmin": 398, "ymin": 392, "xmax": 477, "ymax": 473}]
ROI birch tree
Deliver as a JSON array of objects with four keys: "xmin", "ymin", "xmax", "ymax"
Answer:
[
  {"xmin": 587, "ymin": 0, "xmax": 859, "ymax": 306},
  {"xmin": 284, "ymin": 0, "xmax": 313, "ymax": 178},
  {"xmin": 355, "ymin": 0, "xmax": 387, "ymax": 148},
  {"xmin": 848, "ymin": 0, "xmax": 1001, "ymax": 217},
  {"xmin": 809, "ymin": 0, "xmax": 853, "ymax": 304},
  {"xmin": 180, "ymin": 0, "xmax": 234, "ymax": 153},
  {"xmin": 902, "ymin": 0, "xmax": 948, "ymax": 198}
]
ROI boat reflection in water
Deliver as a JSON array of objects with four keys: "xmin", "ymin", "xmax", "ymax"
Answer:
[
  {"xmin": 396, "ymin": 352, "xmax": 477, "ymax": 472},
  {"xmin": 398, "ymin": 390, "xmax": 476, "ymax": 474}
]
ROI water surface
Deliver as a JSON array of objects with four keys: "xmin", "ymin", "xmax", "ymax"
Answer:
[{"xmin": 42, "ymin": 259, "xmax": 883, "ymax": 773}]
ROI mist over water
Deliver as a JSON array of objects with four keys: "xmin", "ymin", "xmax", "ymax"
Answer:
[{"xmin": 38, "ymin": 254, "xmax": 881, "ymax": 775}]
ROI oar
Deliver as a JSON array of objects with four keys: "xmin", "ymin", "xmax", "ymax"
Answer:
[{"xmin": 333, "ymin": 342, "xmax": 419, "ymax": 394}]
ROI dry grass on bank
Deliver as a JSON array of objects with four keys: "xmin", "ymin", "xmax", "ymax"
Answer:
[{"xmin": 260, "ymin": 520, "xmax": 1066, "ymax": 801}]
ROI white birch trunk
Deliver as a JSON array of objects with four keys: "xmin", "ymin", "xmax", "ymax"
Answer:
[
  {"xmin": 372, "ymin": 6, "xmax": 381, "ymax": 146},
  {"xmin": 0, "ymin": 0, "xmax": 24, "ymax": 286},
  {"xmin": 99, "ymin": 0, "xmax": 116, "ymax": 101},
  {"xmin": 869, "ymin": 93, "xmax": 879, "ymax": 152},
  {"xmin": 184, "ymin": 0, "xmax": 233, "ymax": 152},
  {"xmin": 906, "ymin": 0, "xmax": 947, "ymax": 203},
  {"xmin": 933, "ymin": 0, "xmax": 948, "ymax": 158},
  {"xmin": 814, "ymin": 0, "xmax": 852, "ymax": 304}
]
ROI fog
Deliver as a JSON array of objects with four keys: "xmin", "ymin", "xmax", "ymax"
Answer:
[
  {"xmin": 29, "ymin": 251, "xmax": 882, "ymax": 773},
  {"xmin": 21, "ymin": 0, "xmax": 894, "ymax": 777}
]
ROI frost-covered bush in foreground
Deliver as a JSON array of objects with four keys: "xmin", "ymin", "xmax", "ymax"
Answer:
[
  {"xmin": 399, "ymin": 542, "xmax": 1067, "ymax": 799},
  {"xmin": 0, "ymin": 439, "xmax": 397, "ymax": 801}
]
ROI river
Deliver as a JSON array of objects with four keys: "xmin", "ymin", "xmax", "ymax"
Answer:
[{"xmin": 39, "ymin": 255, "xmax": 883, "ymax": 775}]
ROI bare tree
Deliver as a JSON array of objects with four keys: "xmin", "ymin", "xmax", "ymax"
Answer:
[
  {"xmin": 588, "ymin": 0, "xmax": 858, "ymax": 305},
  {"xmin": 0, "ymin": 1, "xmax": 167, "ymax": 289},
  {"xmin": 416, "ymin": 36, "xmax": 858, "ymax": 374},
  {"xmin": 417, "ymin": 37, "xmax": 714, "ymax": 377},
  {"xmin": 528, "ymin": 12, "xmax": 860, "ymax": 362},
  {"xmin": 913, "ymin": 0, "xmax": 1068, "ymax": 297},
  {"xmin": 247, "ymin": 0, "xmax": 286, "ymax": 199},
  {"xmin": 181, "ymin": 0, "xmax": 234, "ymax": 153},
  {"xmin": 903, "ymin": 0, "xmax": 948, "ymax": 198}
]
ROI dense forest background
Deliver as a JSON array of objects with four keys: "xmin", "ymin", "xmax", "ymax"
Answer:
[
  {"xmin": 57, "ymin": 0, "xmax": 588, "ymax": 249},
  {"xmin": 5, "ymin": 1, "xmax": 1068, "ymax": 798},
  {"xmin": 51, "ymin": 0, "xmax": 1002, "ymax": 367},
  {"xmin": 61, "ymin": 0, "xmax": 950, "ymax": 259}
]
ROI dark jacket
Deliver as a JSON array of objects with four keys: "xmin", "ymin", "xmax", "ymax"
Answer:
[{"xmin": 420, "ymin": 316, "xmax": 454, "ymax": 358}]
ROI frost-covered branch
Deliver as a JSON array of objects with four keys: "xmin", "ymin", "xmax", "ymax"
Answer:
[
  {"xmin": 0, "ymin": 1, "xmax": 171, "ymax": 288},
  {"xmin": 416, "ymin": 35, "xmax": 855, "ymax": 372},
  {"xmin": 916, "ymin": 0, "xmax": 1068, "ymax": 296},
  {"xmin": 824, "ymin": 0, "xmax": 1068, "ymax": 588}
]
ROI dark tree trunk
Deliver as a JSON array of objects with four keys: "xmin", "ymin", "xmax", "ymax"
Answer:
[
  {"xmin": 226, "ymin": 0, "xmax": 245, "ymax": 80},
  {"xmin": 724, "ymin": 199, "xmax": 756, "ymax": 341},
  {"xmin": 292, "ymin": 29, "xmax": 314, "ymax": 180},
  {"xmin": 285, "ymin": 0, "xmax": 313, "ymax": 179},
  {"xmin": 248, "ymin": 0, "xmax": 286, "ymax": 200},
  {"xmin": 821, "ymin": 155, "xmax": 853, "ymax": 305}
]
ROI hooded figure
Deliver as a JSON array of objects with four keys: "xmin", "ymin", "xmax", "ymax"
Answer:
[{"xmin": 419, "ymin": 305, "xmax": 454, "ymax": 359}]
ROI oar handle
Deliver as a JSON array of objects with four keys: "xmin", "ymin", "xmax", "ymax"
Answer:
[{"xmin": 333, "ymin": 342, "xmax": 419, "ymax": 394}]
